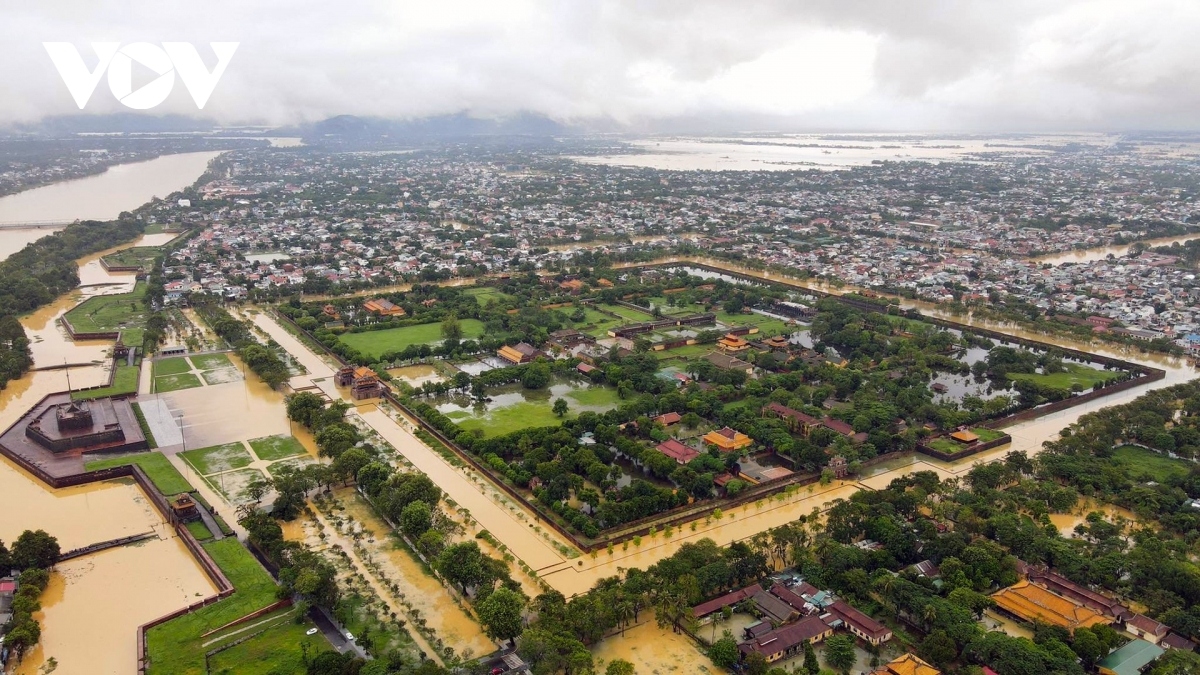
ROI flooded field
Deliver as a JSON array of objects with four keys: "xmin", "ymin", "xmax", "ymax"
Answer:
[
  {"xmin": 1047, "ymin": 497, "xmax": 1139, "ymax": 537},
  {"xmin": 572, "ymin": 134, "xmax": 1089, "ymax": 171},
  {"xmin": 592, "ymin": 616, "xmax": 715, "ymax": 674},
  {"xmin": 431, "ymin": 376, "xmax": 621, "ymax": 437},
  {"xmin": 387, "ymin": 363, "xmax": 445, "ymax": 388},
  {"xmin": 0, "ymin": 457, "xmax": 216, "ymax": 675},
  {"xmin": 325, "ymin": 489, "xmax": 495, "ymax": 659}
]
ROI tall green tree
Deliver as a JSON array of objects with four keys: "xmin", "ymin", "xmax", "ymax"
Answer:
[
  {"xmin": 824, "ymin": 634, "xmax": 857, "ymax": 674},
  {"xmin": 477, "ymin": 587, "xmax": 526, "ymax": 646},
  {"xmin": 10, "ymin": 530, "xmax": 59, "ymax": 570}
]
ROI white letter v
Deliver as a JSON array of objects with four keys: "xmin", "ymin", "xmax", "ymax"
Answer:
[{"xmin": 43, "ymin": 42, "xmax": 120, "ymax": 109}]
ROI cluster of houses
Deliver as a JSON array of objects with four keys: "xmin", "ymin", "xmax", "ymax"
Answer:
[
  {"xmin": 693, "ymin": 577, "xmax": 893, "ymax": 665},
  {"xmin": 0, "ymin": 576, "xmax": 15, "ymax": 667},
  {"xmin": 981, "ymin": 561, "xmax": 1196, "ymax": 675}
]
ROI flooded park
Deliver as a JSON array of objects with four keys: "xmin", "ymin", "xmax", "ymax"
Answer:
[{"xmin": 0, "ymin": 208, "xmax": 1197, "ymax": 673}]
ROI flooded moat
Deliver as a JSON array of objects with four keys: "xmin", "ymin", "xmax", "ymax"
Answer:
[
  {"xmin": 0, "ymin": 457, "xmax": 216, "ymax": 675},
  {"xmin": 1, "ymin": 236, "xmax": 1196, "ymax": 671},
  {"xmin": 0, "ymin": 231, "xmax": 220, "ymax": 673}
]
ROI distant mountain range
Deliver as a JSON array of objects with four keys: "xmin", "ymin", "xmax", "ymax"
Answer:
[{"xmin": 4, "ymin": 112, "xmax": 575, "ymax": 143}]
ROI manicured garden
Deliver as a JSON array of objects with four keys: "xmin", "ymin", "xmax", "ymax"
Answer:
[
  {"xmin": 926, "ymin": 426, "xmax": 1009, "ymax": 454},
  {"xmin": 181, "ymin": 441, "xmax": 253, "ymax": 474},
  {"xmin": 1008, "ymin": 362, "xmax": 1121, "ymax": 389},
  {"xmin": 144, "ymin": 538, "xmax": 281, "ymax": 675},
  {"xmin": 154, "ymin": 372, "xmax": 204, "ymax": 392},
  {"xmin": 84, "ymin": 450, "xmax": 194, "ymax": 495},
  {"xmin": 153, "ymin": 356, "xmax": 193, "ymax": 376},
  {"xmin": 72, "ymin": 363, "xmax": 139, "ymax": 400},
  {"xmin": 185, "ymin": 520, "xmax": 214, "ymax": 540},
  {"xmin": 204, "ymin": 610, "xmax": 328, "ymax": 675},
  {"xmin": 249, "ymin": 434, "xmax": 307, "ymax": 461},
  {"xmin": 338, "ymin": 318, "xmax": 487, "ymax": 358},
  {"xmin": 63, "ymin": 281, "xmax": 149, "ymax": 344},
  {"xmin": 100, "ymin": 246, "xmax": 160, "ymax": 269}
]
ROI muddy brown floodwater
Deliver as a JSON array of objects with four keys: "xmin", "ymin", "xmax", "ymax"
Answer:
[
  {"xmin": 0, "ymin": 235, "xmax": 220, "ymax": 675},
  {"xmin": 0, "ymin": 457, "xmax": 216, "ymax": 675},
  {"xmin": 590, "ymin": 614, "xmax": 715, "ymax": 675},
  {"xmin": 247, "ymin": 288, "xmax": 1197, "ymax": 600}
]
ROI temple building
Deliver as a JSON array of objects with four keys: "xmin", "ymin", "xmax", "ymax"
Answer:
[
  {"xmin": 0, "ymin": 392, "xmax": 148, "ymax": 470},
  {"xmin": 703, "ymin": 426, "xmax": 754, "ymax": 452},
  {"xmin": 335, "ymin": 365, "xmax": 384, "ymax": 400},
  {"xmin": 362, "ymin": 298, "xmax": 406, "ymax": 317}
]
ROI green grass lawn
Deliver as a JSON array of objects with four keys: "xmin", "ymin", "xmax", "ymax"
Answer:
[
  {"xmin": 448, "ymin": 387, "xmax": 621, "ymax": 438},
  {"xmin": 1112, "ymin": 444, "xmax": 1193, "ymax": 482},
  {"xmin": 63, "ymin": 281, "xmax": 148, "ymax": 345},
  {"xmin": 714, "ymin": 310, "xmax": 794, "ymax": 337},
  {"xmin": 205, "ymin": 611, "xmax": 328, "ymax": 675},
  {"xmin": 145, "ymin": 539, "xmax": 280, "ymax": 675},
  {"xmin": 182, "ymin": 442, "xmax": 253, "ymax": 474},
  {"xmin": 449, "ymin": 401, "xmax": 563, "ymax": 437},
  {"xmin": 338, "ymin": 318, "xmax": 487, "ymax": 358},
  {"xmin": 190, "ymin": 352, "xmax": 234, "ymax": 370},
  {"xmin": 249, "ymin": 434, "xmax": 307, "ymax": 461},
  {"xmin": 101, "ymin": 246, "xmax": 160, "ymax": 269},
  {"xmin": 185, "ymin": 520, "xmax": 214, "ymax": 541},
  {"xmin": 153, "ymin": 357, "xmax": 193, "ymax": 376},
  {"xmin": 927, "ymin": 427, "xmax": 1009, "ymax": 454},
  {"xmin": 565, "ymin": 385, "xmax": 623, "ymax": 408},
  {"xmin": 84, "ymin": 451, "xmax": 194, "ymax": 495},
  {"xmin": 654, "ymin": 342, "xmax": 717, "ymax": 361},
  {"xmin": 576, "ymin": 308, "xmax": 624, "ymax": 338},
  {"xmin": 72, "ymin": 363, "xmax": 139, "ymax": 400},
  {"xmin": 645, "ymin": 296, "xmax": 708, "ymax": 315},
  {"xmin": 600, "ymin": 303, "xmax": 654, "ymax": 321},
  {"xmin": 466, "ymin": 286, "xmax": 515, "ymax": 304},
  {"xmin": 267, "ymin": 457, "xmax": 315, "ymax": 477},
  {"xmin": 154, "ymin": 372, "xmax": 204, "ymax": 392},
  {"xmin": 973, "ymin": 427, "xmax": 1008, "ymax": 442},
  {"xmin": 1008, "ymin": 362, "xmax": 1121, "ymax": 390}
]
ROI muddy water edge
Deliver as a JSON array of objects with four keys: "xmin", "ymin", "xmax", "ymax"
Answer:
[{"xmin": 0, "ymin": 235, "xmax": 221, "ymax": 675}]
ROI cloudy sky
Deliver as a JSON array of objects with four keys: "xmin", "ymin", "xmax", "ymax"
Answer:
[{"xmin": 3, "ymin": 0, "xmax": 1199, "ymax": 131}]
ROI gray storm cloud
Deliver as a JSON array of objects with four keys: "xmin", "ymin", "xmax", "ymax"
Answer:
[{"xmin": 2, "ymin": 0, "xmax": 1198, "ymax": 130}]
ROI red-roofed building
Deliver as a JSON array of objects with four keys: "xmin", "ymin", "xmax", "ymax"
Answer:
[
  {"xmin": 763, "ymin": 403, "xmax": 820, "ymax": 435},
  {"xmin": 826, "ymin": 599, "xmax": 893, "ymax": 645},
  {"xmin": 656, "ymin": 439, "xmax": 699, "ymax": 465},
  {"xmin": 655, "ymin": 412, "xmax": 682, "ymax": 427},
  {"xmin": 821, "ymin": 417, "xmax": 856, "ymax": 436},
  {"xmin": 738, "ymin": 616, "xmax": 833, "ymax": 662},
  {"xmin": 693, "ymin": 585, "xmax": 758, "ymax": 620}
]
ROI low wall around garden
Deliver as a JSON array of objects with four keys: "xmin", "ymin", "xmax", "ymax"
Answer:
[{"xmin": 916, "ymin": 434, "xmax": 1013, "ymax": 462}]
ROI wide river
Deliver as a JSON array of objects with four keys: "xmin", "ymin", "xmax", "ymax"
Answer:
[
  {"xmin": 0, "ymin": 150, "xmax": 222, "ymax": 260},
  {"xmin": 0, "ymin": 152, "xmax": 221, "ymax": 675}
]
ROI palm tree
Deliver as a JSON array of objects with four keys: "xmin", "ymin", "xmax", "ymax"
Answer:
[
  {"xmin": 922, "ymin": 603, "xmax": 939, "ymax": 629},
  {"xmin": 616, "ymin": 600, "xmax": 634, "ymax": 636}
]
